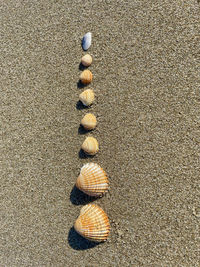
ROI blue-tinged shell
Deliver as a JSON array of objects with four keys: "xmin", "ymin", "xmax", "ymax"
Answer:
[{"xmin": 82, "ymin": 32, "xmax": 92, "ymax": 51}]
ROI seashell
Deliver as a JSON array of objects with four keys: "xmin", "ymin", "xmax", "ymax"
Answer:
[
  {"xmin": 81, "ymin": 136, "xmax": 99, "ymax": 155},
  {"xmin": 80, "ymin": 70, "xmax": 93, "ymax": 84},
  {"xmin": 81, "ymin": 54, "xmax": 92, "ymax": 67},
  {"xmin": 74, "ymin": 204, "xmax": 110, "ymax": 242},
  {"xmin": 76, "ymin": 163, "xmax": 109, "ymax": 197},
  {"xmin": 82, "ymin": 32, "xmax": 92, "ymax": 51},
  {"xmin": 81, "ymin": 113, "xmax": 97, "ymax": 130},
  {"xmin": 79, "ymin": 89, "xmax": 95, "ymax": 106}
]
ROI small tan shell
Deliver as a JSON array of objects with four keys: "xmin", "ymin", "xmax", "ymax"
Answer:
[
  {"xmin": 74, "ymin": 204, "xmax": 110, "ymax": 242},
  {"xmin": 79, "ymin": 89, "xmax": 95, "ymax": 106},
  {"xmin": 81, "ymin": 113, "xmax": 97, "ymax": 130},
  {"xmin": 80, "ymin": 70, "xmax": 93, "ymax": 84},
  {"xmin": 81, "ymin": 54, "xmax": 92, "ymax": 67},
  {"xmin": 81, "ymin": 137, "xmax": 99, "ymax": 155},
  {"xmin": 76, "ymin": 163, "xmax": 109, "ymax": 197}
]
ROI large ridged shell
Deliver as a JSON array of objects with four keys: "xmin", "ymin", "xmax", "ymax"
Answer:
[
  {"xmin": 81, "ymin": 137, "xmax": 99, "ymax": 155},
  {"xmin": 81, "ymin": 113, "xmax": 97, "ymax": 130},
  {"xmin": 74, "ymin": 204, "xmax": 110, "ymax": 242},
  {"xmin": 79, "ymin": 89, "xmax": 95, "ymax": 106},
  {"xmin": 80, "ymin": 70, "xmax": 93, "ymax": 84},
  {"xmin": 76, "ymin": 163, "xmax": 109, "ymax": 197},
  {"xmin": 82, "ymin": 32, "xmax": 92, "ymax": 51}
]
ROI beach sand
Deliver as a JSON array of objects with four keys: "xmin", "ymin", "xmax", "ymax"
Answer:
[{"xmin": 1, "ymin": 0, "xmax": 199, "ymax": 266}]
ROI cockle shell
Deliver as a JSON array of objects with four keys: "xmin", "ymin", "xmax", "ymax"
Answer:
[
  {"xmin": 74, "ymin": 204, "xmax": 110, "ymax": 242},
  {"xmin": 76, "ymin": 163, "xmax": 109, "ymax": 197},
  {"xmin": 81, "ymin": 54, "xmax": 92, "ymax": 67},
  {"xmin": 80, "ymin": 70, "xmax": 93, "ymax": 84},
  {"xmin": 81, "ymin": 113, "xmax": 97, "ymax": 130},
  {"xmin": 79, "ymin": 89, "xmax": 95, "ymax": 106},
  {"xmin": 81, "ymin": 137, "xmax": 99, "ymax": 155},
  {"xmin": 82, "ymin": 32, "xmax": 92, "ymax": 51}
]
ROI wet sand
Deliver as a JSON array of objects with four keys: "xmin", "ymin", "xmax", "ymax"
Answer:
[{"xmin": 1, "ymin": 1, "xmax": 200, "ymax": 266}]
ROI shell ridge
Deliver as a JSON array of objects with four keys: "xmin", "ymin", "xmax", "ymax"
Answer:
[
  {"xmin": 76, "ymin": 164, "xmax": 109, "ymax": 197},
  {"xmin": 74, "ymin": 204, "xmax": 110, "ymax": 242}
]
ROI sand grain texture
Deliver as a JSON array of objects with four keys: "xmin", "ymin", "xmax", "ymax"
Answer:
[{"xmin": 1, "ymin": 0, "xmax": 200, "ymax": 266}]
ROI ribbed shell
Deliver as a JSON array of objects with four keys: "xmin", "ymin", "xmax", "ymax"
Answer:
[
  {"xmin": 80, "ymin": 70, "xmax": 93, "ymax": 84},
  {"xmin": 79, "ymin": 89, "xmax": 95, "ymax": 106},
  {"xmin": 81, "ymin": 113, "xmax": 97, "ymax": 130},
  {"xmin": 76, "ymin": 163, "xmax": 109, "ymax": 197},
  {"xmin": 81, "ymin": 137, "xmax": 99, "ymax": 155},
  {"xmin": 74, "ymin": 204, "xmax": 110, "ymax": 242}
]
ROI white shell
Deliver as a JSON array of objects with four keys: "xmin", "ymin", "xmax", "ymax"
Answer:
[{"xmin": 82, "ymin": 32, "xmax": 92, "ymax": 51}]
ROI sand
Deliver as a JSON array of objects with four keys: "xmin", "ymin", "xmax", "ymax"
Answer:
[{"xmin": 1, "ymin": 0, "xmax": 200, "ymax": 266}]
